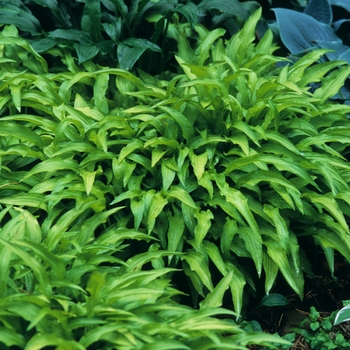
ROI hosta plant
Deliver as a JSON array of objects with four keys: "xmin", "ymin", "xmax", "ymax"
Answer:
[
  {"xmin": 1, "ymin": 4, "xmax": 350, "ymax": 337},
  {"xmin": 0, "ymin": 13, "xmax": 293, "ymax": 350}
]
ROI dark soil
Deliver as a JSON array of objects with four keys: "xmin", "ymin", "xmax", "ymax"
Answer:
[{"xmin": 247, "ymin": 255, "xmax": 350, "ymax": 349}]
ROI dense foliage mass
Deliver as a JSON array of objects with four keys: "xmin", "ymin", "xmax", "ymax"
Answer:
[{"xmin": 1, "ymin": 0, "xmax": 350, "ymax": 349}]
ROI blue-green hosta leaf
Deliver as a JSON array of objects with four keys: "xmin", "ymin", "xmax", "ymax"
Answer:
[
  {"xmin": 330, "ymin": 0, "xmax": 350, "ymax": 13},
  {"xmin": 304, "ymin": 0, "xmax": 332, "ymax": 24},
  {"xmin": 273, "ymin": 8, "xmax": 340, "ymax": 54}
]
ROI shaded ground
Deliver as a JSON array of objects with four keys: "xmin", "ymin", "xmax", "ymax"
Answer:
[{"xmin": 248, "ymin": 254, "xmax": 350, "ymax": 349}]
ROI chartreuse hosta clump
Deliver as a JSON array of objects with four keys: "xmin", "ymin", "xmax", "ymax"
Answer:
[
  {"xmin": 0, "ymin": 7, "xmax": 349, "ymax": 348},
  {"xmin": 0, "ymin": 14, "xmax": 293, "ymax": 350}
]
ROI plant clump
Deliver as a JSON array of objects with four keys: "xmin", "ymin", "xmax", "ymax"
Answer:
[{"xmin": 0, "ymin": 2, "xmax": 350, "ymax": 349}]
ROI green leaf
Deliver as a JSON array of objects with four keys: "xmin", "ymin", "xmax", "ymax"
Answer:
[
  {"xmin": 49, "ymin": 29, "xmax": 92, "ymax": 44},
  {"xmin": 159, "ymin": 106, "xmax": 194, "ymax": 141},
  {"xmin": 263, "ymin": 205, "xmax": 290, "ymax": 250},
  {"xmin": 227, "ymin": 262, "xmax": 246, "ymax": 318},
  {"xmin": 0, "ymin": 327, "xmax": 26, "ymax": 348},
  {"xmin": 86, "ymin": 271, "xmax": 106, "ymax": 317},
  {"xmin": 260, "ymin": 293, "xmax": 290, "ymax": 307},
  {"xmin": 314, "ymin": 65, "xmax": 350, "ymax": 103},
  {"xmin": 174, "ymin": 3, "xmax": 198, "ymax": 28},
  {"xmin": 20, "ymin": 158, "xmax": 79, "ymax": 181},
  {"xmin": 334, "ymin": 304, "xmax": 350, "ymax": 325},
  {"xmin": 167, "ymin": 213, "xmax": 185, "ymax": 263},
  {"xmin": 118, "ymin": 38, "xmax": 161, "ymax": 70},
  {"xmin": 262, "ymin": 251, "xmax": 279, "ymax": 294},
  {"xmin": 181, "ymin": 250, "xmax": 214, "ymax": 292},
  {"xmin": 189, "ymin": 150, "xmax": 207, "ymax": 180},
  {"xmin": 216, "ymin": 175, "xmax": 259, "ymax": 237},
  {"xmin": 305, "ymin": 192, "xmax": 348, "ymax": 231},
  {"xmin": 0, "ymin": 122, "xmax": 43, "ymax": 147},
  {"xmin": 167, "ymin": 186, "xmax": 198, "ymax": 209},
  {"xmin": 190, "ymin": 210, "xmax": 214, "ymax": 250},
  {"xmin": 265, "ymin": 240, "xmax": 304, "ymax": 298},
  {"xmin": 147, "ymin": 192, "xmax": 168, "ymax": 234},
  {"xmin": 82, "ymin": 0, "xmax": 102, "ymax": 43},
  {"xmin": 200, "ymin": 270, "xmax": 233, "ymax": 309},
  {"xmin": 203, "ymin": 241, "xmax": 226, "ymax": 275},
  {"xmin": 0, "ymin": 6, "xmax": 41, "ymax": 35},
  {"xmin": 74, "ymin": 43, "xmax": 100, "ymax": 64}
]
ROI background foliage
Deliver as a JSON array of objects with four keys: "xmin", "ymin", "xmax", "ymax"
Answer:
[{"xmin": 0, "ymin": 0, "xmax": 350, "ymax": 349}]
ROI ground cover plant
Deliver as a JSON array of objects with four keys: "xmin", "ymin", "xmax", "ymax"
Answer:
[{"xmin": 1, "ymin": 1, "xmax": 350, "ymax": 349}]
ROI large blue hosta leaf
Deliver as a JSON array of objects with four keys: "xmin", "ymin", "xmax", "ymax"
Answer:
[
  {"xmin": 304, "ymin": 0, "xmax": 333, "ymax": 24},
  {"xmin": 273, "ymin": 8, "xmax": 340, "ymax": 54},
  {"xmin": 330, "ymin": 0, "xmax": 350, "ymax": 13}
]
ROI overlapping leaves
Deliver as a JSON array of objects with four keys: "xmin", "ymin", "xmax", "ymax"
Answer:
[{"xmin": 0, "ymin": 6, "xmax": 350, "ymax": 348}]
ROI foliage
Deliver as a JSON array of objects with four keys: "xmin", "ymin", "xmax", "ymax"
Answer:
[
  {"xmin": 1, "ymin": 3, "xmax": 350, "ymax": 348},
  {"xmin": 270, "ymin": 0, "xmax": 350, "ymax": 102},
  {"xmin": 293, "ymin": 306, "xmax": 350, "ymax": 349},
  {"xmin": 334, "ymin": 300, "xmax": 350, "ymax": 325},
  {"xmin": 0, "ymin": 0, "xmax": 260, "ymax": 73}
]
